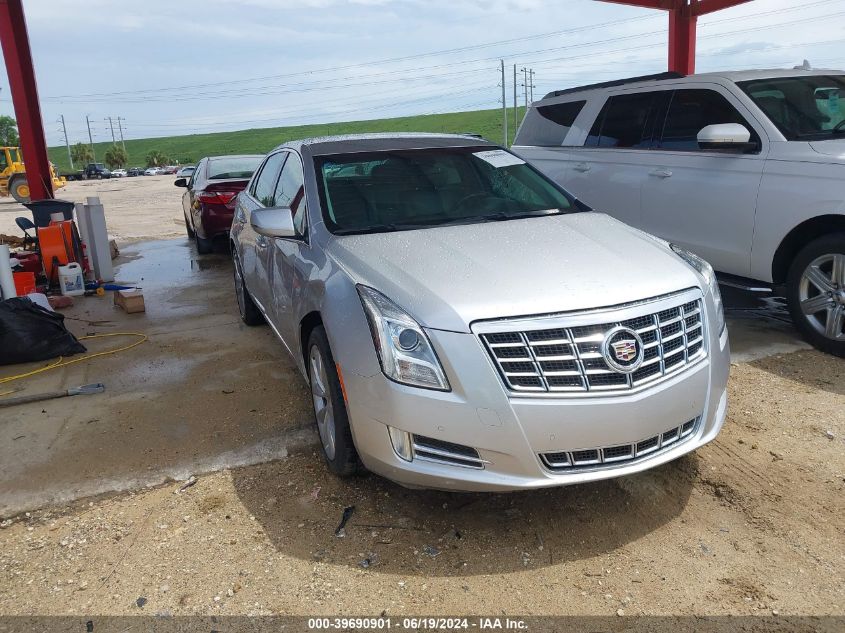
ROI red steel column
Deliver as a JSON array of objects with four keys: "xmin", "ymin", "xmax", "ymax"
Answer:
[
  {"xmin": 600, "ymin": 0, "xmax": 753, "ymax": 76},
  {"xmin": 0, "ymin": 0, "xmax": 53, "ymax": 200},
  {"xmin": 668, "ymin": 5, "xmax": 697, "ymax": 74}
]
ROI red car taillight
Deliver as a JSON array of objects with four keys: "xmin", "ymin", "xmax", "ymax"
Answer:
[{"xmin": 197, "ymin": 190, "xmax": 238, "ymax": 209}]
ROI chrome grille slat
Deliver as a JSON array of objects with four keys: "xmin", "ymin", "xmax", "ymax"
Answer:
[
  {"xmin": 540, "ymin": 417, "xmax": 701, "ymax": 471},
  {"xmin": 481, "ymin": 295, "xmax": 707, "ymax": 395}
]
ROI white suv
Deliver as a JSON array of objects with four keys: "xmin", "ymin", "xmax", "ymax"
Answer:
[{"xmin": 514, "ymin": 68, "xmax": 845, "ymax": 357}]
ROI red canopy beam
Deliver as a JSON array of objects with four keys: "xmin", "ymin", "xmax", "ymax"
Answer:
[
  {"xmin": 599, "ymin": 0, "xmax": 753, "ymax": 74},
  {"xmin": 0, "ymin": 0, "xmax": 52, "ymax": 200}
]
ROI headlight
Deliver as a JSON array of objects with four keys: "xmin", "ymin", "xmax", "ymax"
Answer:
[
  {"xmin": 670, "ymin": 244, "xmax": 725, "ymax": 334},
  {"xmin": 357, "ymin": 285, "xmax": 450, "ymax": 391}
]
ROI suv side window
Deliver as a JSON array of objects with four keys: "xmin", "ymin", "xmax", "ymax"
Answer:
[
  {"xmin": 273, "ymin": 153, "xmax": 307, "ymax": 238},
  {"xmin": 585, "ymin": 91, "xmax": 669, "ymax": 149},
  {"xmin": 250, "ymin": 152, "xmax": 287, "ymax": 207},
  {"xmin": 658, "ymin": 89, "xmax": 760, "ymax": 151},
  {"xmin": 517, "ymin": 100, "xmax": 586, "ymax": 146}
]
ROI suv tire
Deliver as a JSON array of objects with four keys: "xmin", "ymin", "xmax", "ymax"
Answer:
[
  {"xmin": 307, "ymin": 325, "xmax": 360, "ymax": 477},
  {"xmin": 786, "ymin": 233, "xmax": 845, "ymax": 357}
]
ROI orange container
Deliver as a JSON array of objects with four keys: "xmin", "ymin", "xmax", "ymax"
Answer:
[{"xmin": 13, "ymin": 271, "xmax": 36, "ymax": 295}]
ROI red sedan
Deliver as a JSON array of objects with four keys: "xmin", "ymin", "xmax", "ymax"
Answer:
[{"xmin": 176, "ymin": 155, "xmax": 263, "ymax": 254}]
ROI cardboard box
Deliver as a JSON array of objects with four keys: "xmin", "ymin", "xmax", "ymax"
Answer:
[{"xmin": 114, "ymin": 289, "xmax": 145, "ymax": 314}]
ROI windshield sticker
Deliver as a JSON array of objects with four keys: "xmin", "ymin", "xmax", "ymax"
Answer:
[{"xmin": 472, "ymin": 150, "xmax": 525, "ymax": 168}]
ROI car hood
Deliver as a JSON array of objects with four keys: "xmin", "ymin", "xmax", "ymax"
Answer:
[
  {"xmin": 809, "ymin": 138, "xmax": 845, "ymax": 158},
  {"xmin": 327, "ymin": 212, "xmax": 701, "ymax": 332}
]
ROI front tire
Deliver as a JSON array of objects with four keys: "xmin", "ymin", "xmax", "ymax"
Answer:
[
  {"xmin": 307, "ymin": 326, "xmax": 359, "ymax": 477},
  {"xmin": 184, "ymin": 215, "xmax": 195, "ymax": 238},
  {"xmin": 9, "ymin": 177, "xmax": 29, "ymax": 203},
  {"xmin": 786, "ymin": 234, "xmax": 845, "ymax": 357},
  {"xmin": 232, "ymin": 250, "xmax": 263, "ymax": 326}
]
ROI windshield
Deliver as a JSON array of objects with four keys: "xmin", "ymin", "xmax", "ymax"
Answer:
[
  {"xmin": 208, "ymin": 156, "xmax": 262, "ymax": 180},
  {"xmin": 738, "ymin": 75, "xmax": 845, "ymax": 140},
  {"xmin": 316, "ymin": 146, "xmax": 580, "ymax": 235}
]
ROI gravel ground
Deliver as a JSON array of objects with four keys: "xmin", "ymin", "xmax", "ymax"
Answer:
[
  {"xmin": 0, "ymin": 177, "xmax": 842, "ymax": 619},
  {"xmin": 0, "ymin": 351, "xmax": 842, "ymax": 617}
]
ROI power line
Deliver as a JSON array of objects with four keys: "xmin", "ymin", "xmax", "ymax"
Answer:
[{"xmin": 36, "ymin": 0, "xmax": 841, "ymax": 104}]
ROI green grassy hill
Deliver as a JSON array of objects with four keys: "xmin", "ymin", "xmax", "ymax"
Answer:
[{"xmin": 48, "ymin": 107, "xmax": 523, "ymax": 171}]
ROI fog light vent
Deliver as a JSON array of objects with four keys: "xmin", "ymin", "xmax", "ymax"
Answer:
[{"xmin": 412, "ymin": 435, "xmax": 485, "ymax": 469}]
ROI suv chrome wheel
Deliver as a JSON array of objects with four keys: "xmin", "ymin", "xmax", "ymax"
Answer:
[
  {"xmin": 799, "ymin": 253, "xmax": 845, "ymax": 341},
  {"xmin": 309, "ymin": 345, "xmax": 336, "ymax": 460}
]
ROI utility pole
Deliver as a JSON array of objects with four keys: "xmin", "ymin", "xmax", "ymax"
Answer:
[
  {"xmin": 59, "ymin": 114, "xmax": 72, "ymax": 169},
  {"xmin": 529, "ymin": 69, "xmax": 536, "ymax": 103},
  {"xmin": 116, "ymin": 116, "xmax": 126, "ymax": 152},
  {"xmin": 521, "ymin": 67, "xmax": 529, "ymax": 110},
  {"xmin": 105, "ymin": 116, "xmax": 116, "ymax": 144},
  {"xmin": 85, "ymin": 115, "xmax": 95, "ymax": 161},
  {"xmin": 513, "ymin": 64, "xmax": 518, "ymax": 144},
  {"xmin": 500, "ymin": 60, "xmax": 507, "ymax": 147}
]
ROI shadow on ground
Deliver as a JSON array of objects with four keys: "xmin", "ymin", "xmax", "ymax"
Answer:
[{"xmin": 232, "ymin": 450, "xmax": 697, "ymax": 577}]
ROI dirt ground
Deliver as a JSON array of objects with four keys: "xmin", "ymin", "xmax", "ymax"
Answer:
[
  {"xmin": 0, "ymin": 176, "xmax": 185, "ymax": 244},
  {"xmin": 0, "ymin": 178, "xmax": 843, "ymax": 619}
]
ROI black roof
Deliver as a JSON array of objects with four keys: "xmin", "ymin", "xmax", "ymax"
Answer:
[{"xmin": 541, "ymin": 71, "xmax": 685, "ymax": 100}]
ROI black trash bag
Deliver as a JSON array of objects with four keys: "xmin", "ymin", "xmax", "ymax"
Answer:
[{"xmin": 0, "ymin": 297, "xmax": 86, "ymax": 366}]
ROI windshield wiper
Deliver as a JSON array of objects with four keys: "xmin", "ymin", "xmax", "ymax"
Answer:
[
  {"xmin": 334, "ymin": 223, "xmax": 402, "ymax": 235},
  {"xmin": 474, "ymin": 209, "xmax": 563, "ymax": 223}
]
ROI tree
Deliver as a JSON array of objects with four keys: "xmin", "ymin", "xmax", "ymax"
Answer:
[
  {"xmin": 104, "ymin": 144, "xmax": 128, "ymax": 169},
  {"xmin": 145, "ymin": 150, "xmax": 171, "ymax": 167},
  {"xmin": 70, "ymin": 142, "xmax": 94, "ymax": 166},
  {"xmin": 0, "ymin": 115, "xmax": 18, "ymax": 146}
]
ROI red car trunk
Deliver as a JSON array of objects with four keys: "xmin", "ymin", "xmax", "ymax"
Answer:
[{"xmin": 197, "ymin": 179, "xmax": 250, "ymax": 239}]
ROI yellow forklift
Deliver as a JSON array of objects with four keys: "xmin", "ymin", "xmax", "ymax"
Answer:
[{"xmin": 0, "ymin": 146, "xmax": 66, "ymax": 203}]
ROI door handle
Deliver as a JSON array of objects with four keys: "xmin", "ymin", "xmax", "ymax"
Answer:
[
  {"xmin": 573, "ymin": 162, "xmax": 591, "ymax": 173},
  {"xmin": 649, "ymin": 168, "xmax": 673, "ymax": 178}
]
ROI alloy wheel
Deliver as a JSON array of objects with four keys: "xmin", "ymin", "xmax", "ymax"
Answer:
[
  {"xmin": 309, "ymin": 345, "xmax": 336, "ymax": 460},
  {"xmin": 799, "ymin": 253, "xmax": 845, "ymax": 341}
]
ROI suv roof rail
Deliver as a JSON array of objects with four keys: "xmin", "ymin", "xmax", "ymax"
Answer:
[{"xmin": 541, "ymin": 71, "xmax": 685, "ymax": 100}]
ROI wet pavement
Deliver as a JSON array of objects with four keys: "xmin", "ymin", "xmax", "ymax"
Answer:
[
  {"xmin": 0, "ymin": 238, "xmax": 810, "ymax": 516},
  {"xmin": 0, "ymin": 239, "xmax": 314, "ymax": 516}
]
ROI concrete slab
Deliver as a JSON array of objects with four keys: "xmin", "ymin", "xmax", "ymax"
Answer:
[{"xmin": 0, "ymin": 239, "xmax": 315, "ymax": 516}]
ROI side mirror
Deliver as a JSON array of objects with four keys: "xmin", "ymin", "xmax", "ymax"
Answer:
[
  {"xmin": 250, "ymin": 206, "xmax": 295, "ymax": 239},
  {"xmin": 697, "ymin": 123, "xmax": 756, "ymax": 152},
  {"xmin": 174, "ymin": 178, "xmax": 187, "ymax": 187}
]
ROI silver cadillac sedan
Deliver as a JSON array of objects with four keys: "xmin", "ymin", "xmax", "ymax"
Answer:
[{"xmin": 230, "ymin": 133, "xmax": 730, "ymax": 491}]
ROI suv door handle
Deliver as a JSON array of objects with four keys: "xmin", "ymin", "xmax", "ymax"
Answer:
[
  {"xmin": 573, "ymin": 162, "xmax": 591, "ymax": 173},
  {"xmin": 649, "ymin": 168, "xmax": 673, "ymax": 178}
]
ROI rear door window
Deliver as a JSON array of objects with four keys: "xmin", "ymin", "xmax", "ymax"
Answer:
[
  {"xmin": 657, "ymin": 89, "xmax": 760, "ymax": 151},
  {"xmin": 516, "ymin": 100, "xmax": 585, "ymax": 146},
  {"xmin": 585, "ymin": 91, "xmax": 669, "ymax": 149}
]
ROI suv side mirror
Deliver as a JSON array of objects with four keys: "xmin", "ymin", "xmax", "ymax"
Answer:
[
  {"xmin": 697, "ymin": 123, "xmax": 757, "ymax": 152},
  {"xmin": 174, "ymin": 178, "xmax": 187, "ymax": 187},
  {"xmin": 250, "ymin": 206, "xmax": 295, "ymax": 239}
]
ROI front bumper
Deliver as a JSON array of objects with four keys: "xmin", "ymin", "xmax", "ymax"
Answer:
[{"xmin": 341, "ymin": 298, "xmax": 730, "ymax": 492}]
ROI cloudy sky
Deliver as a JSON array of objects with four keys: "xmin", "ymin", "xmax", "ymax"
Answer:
[{"xmin": 2, "ymin": 0, "xmax": 844, "ymax": 146}]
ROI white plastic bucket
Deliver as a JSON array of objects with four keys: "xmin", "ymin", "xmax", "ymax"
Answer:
[{"xmin": 58, "ymin": 262, "xmax": 85, "ymax": 296}]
